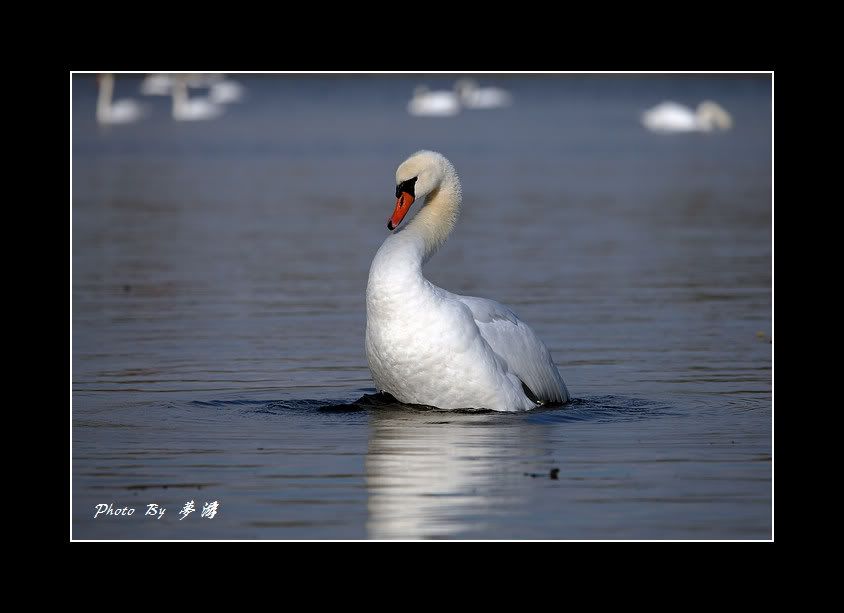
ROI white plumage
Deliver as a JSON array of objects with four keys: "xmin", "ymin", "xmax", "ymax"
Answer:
[
  {"xmin": 140, "ymin": 74, "xmax": 175, "ymax": 96},
  {"xmin": 407, "ymin": 86, "xmax": 460, "ymax": 117},
  {"xmin": 96, "ymin": 74, "xmax": 145, "ymax": 125},
  {"xmin": 454, "ymin": 79, "xmax": 512, "ymax": 109},
  {"xmin": 456, "ymin": 295, "xmax": 568, "ymax": 404},
  {"xmin": 171, "ymin": 77, "xmax": 223, "ymax": 121},
  {"xmin": 365, "ymin": 150, "xmax": 569, "ymax": 411},
  {"xmin": 641, "ymin": 100, "xmax": 733, "ymax": 133},
  {"xmin": 142, "ymin": 73, "xmax": 244, "ymax": 106},
  {"xmin": 209, "ymin": 79, "xmax": 244, "ymax": 104}
]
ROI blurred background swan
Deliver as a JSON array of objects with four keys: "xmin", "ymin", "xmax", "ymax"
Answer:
[
  {"xmin": 184, "ymin": 73, "xmax": 224, "ymax": 88},
  {"xmin": 96, "ymin": 73, "xmax": 145, "ymax": 125},
  {"xmin": 641, "ymin": 100, "xmax": 733, "ymax": 133},
  {"xmin": 143, "ymin": 73, "xmax": 245, "ymax": 104},
  {"xmin": 407, "ymin": 85, "xmax": 460, "ymax": 117},
  {"xmin": 208, "ymin": 78, "xmax": 245, "ymax": 104},
  {"xmin": 454, "ymin": 79, "xmax": 512, "ymax": 109},
  {"xmin": 184, "ymin": 74, "xmax": 246, "ymax": 103},
  {"xmin": 140, "ymin": 73, "xmax": 175, "ymax": 96},
  {"xmin": 171, "ymin": 76, "xmax": 223, "ymax": 121}
]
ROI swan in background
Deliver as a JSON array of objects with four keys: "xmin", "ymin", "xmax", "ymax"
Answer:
[
  {"xmin": 171, "ymin": 77, "xmax": 223, "ymax": 121},
  {"xmin": 454, "ymin": 79, "xmax": 512, "ymax": 109},
  {"xmin": 96, "ymin": 74, "xmax": 145, "ymax": 125},
  {"xmin": 209, "ymin": 78, "xmax": 245, "ymax": 104},
  {"xmin": 407, "ymin": 86, "xmax": 460, "ymax": 117},
  {"xmin": 366, "ymin": 151, "xmax": 569, "ymax": 412},
  {"xmin": 641, "ymin": 100, "xmax": 733, "ymax": 133},
  {"xmin": 184, "ymin": 73, "xmax": 226, "ymax": 88},
  {"xmin": 140, "ymin": 73, "xmax": 175, "ymax": 96},
  {"xmin": 142, "ymin": 73, "xmax": 244, "ymax": 104}
]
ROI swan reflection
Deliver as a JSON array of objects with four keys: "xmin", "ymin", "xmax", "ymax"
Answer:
[{"xmin": 365, "ymin": 407, "xmax": 551, "ymax": 539}]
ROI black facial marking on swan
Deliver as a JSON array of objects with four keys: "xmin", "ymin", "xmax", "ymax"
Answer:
[{"xmin": 395, "ymin": 177, "xmax": 418, "ymax": 198}]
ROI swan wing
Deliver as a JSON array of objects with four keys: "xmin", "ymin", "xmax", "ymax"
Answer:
[{"xmin": 455, "ymin": 295, "xmax": 569, "ymax": 404}]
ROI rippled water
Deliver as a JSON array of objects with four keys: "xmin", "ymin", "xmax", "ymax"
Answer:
[{"xmin": 72, "ymin": 74, "xmax": 772, "ymax": 539}]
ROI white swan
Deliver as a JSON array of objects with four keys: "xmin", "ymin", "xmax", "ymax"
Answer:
[
  {"xmin": 140, "ymin": 73, "xmax": 175, "ymax": 96},
  {"xmin": 407, "ymin": 86, "xmax": 460, "ymax": 117},
  {"xmin": 184, "ymin": 73, "xmax": 226, "ymax": 88},
  {"xmin": 366, "ymin": 150, "xmax": 570, "ymax": 412},
  {"xmin": 454, "ymin": 79, "xmax": 512, "ymax": 109},
  {"xmin": 641, "ymin": 100, "xmax": 733, "ymax": 133},
  {"xmin": 96, "ymin": 74, "xmax": 144, "ymax": 125},
  {"xmin": 171, "ymin": 77, "xmax": 223, "ymax": 121},
  {"xmin": 144, "ymin": 73, "xmax": 244, "ymax": 104},
  {"xmin": 208, "ymin": 79, "xmax": 245, "ymax": 104}
]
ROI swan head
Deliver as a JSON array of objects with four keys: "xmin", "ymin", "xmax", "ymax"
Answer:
[
  {"xmin": 696, "ymin": 101, "xmax": 733, "ymax": 131},
  {"xmin": 454, "ymin": 78, "xmax": 478, "ymax": 93},
  {"xmin": 388, "ymin": 150, "xmax": 454, "ymax": 231}
]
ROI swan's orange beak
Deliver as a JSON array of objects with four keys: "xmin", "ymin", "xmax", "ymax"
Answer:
[{"xmin": 388, "ymin": 192, "xmax": 415, "ymax": 231}]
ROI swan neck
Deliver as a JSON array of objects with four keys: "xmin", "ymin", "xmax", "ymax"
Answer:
[
  {"xmin": 172, "ymin": 79, "xmax": 187, "ymax": 113},
  {"xmin": 696, "ymin": 108, "xmax": 713, "ymax": 131},
  {"xmin": 368, "ymin": 158, "xmax": 462, "ymax": 299},
  {"xmin": 406, "ymin": 170, "xmax": 462, "ymax": 264},
  {"xmin": 96, "ymin": 74, "xmax": 113, "ymax": 120}
]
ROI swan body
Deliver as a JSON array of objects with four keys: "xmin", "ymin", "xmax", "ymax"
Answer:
[
  {"xmin": 407, "ymin": 86, "xmax": 460, "ymax": 117},
  {"xmin": 144, "ymin": 73, "xmax": 243, "ymax": 105},
  {"xmin": 209, "ymin": 79, "xmax": 245, "ymax": 104},
  {"xmin": 140, "ymin": 74, "xmax": 175, "ymax": 96},
  {"xmin": 142, "ymin": 73, "xmax": 231, "ymax": 95},
  {"xmin": 365, "ymin": 151, "xmax": 569, "ymax": 412},
  {"xmin": 96, "ymin": 74, "xmax": 144, "ymax": 125},
  {"xmin": 641, "ymin": 100, "xmax": 733, "ymax": 133},
  {"xmin": 454, "ymin": 79, "xmax": 512, "ymax": 109},
  {"xmin": 171, "ymin": 77, "xmax": 223, "ymax": 121}
]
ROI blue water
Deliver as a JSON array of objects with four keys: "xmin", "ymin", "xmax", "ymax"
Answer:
[{"xmin": 72, "ymin": 74, "xmax": 772, "ymax": 539}]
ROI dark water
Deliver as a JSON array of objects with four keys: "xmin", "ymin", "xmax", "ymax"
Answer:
[{"xmin": 72, "ymin": 74, "xmax": 772, "ymax": 539}]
